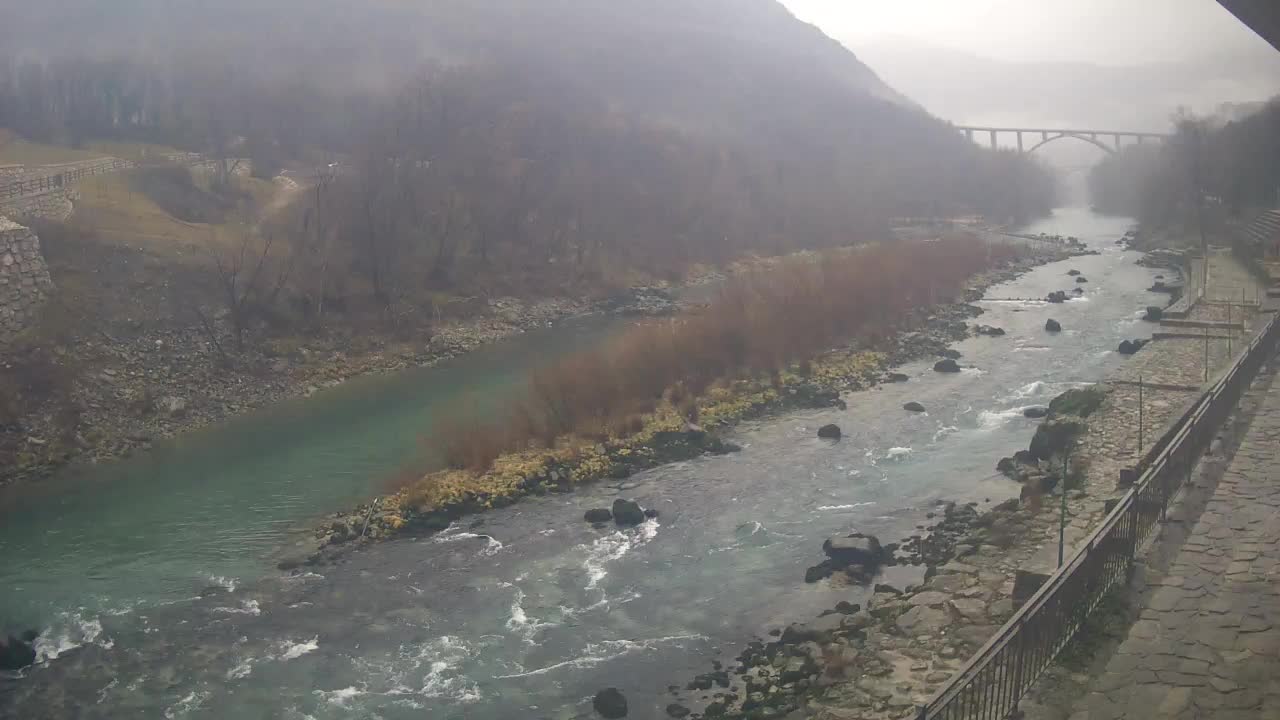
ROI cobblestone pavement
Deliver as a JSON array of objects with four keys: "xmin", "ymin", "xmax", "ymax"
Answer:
[{"xmin": 1061, "ymin": 367, "xmax": 1280, "ymax": 720}]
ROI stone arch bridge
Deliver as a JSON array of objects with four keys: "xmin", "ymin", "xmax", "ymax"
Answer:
[{"xmin": 955, "ymin": 125, "xmax": 1171, "ymax": 154}]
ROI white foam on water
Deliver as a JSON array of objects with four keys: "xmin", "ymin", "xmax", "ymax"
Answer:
[
  {"xmin": 163, "ymin": 690, "xmax": 210, "ymax": 719},
  {"xmin": 933, "ymin": 425, "xmax": 959, "ymax": 442},
  {"xmin": 977, "ymin": 407, "xmax": 1032, "ymax": 431},
  {"xmin": 959, "ymin": 367, "xmax": 986, "ymax": 376},
  {"xmin": 817, "ymin": 502, "xmax": 877, "ymax": 511},
  {"xmin": 276, "ymin": 636, "xmax": 320, "ymax": 661},
  {"xmin": 884, "ymin": 447, "xmax": 912, "ymax": 461},
  {"xmin": 206, "ymin": 575, "xmax": 238, "ymax": 592},
  {"xmin": 431, "ymin": 526, "xmax": 505, "ymax": 556},
  {"xmin": 353, "ymin": 635, "xmax": 484, "ymax": 706},
  {"xmin": 1009, "ymin": 380, "xmax": 1047, "ymax": 399},
  {"xmin": 419, "ymin": 660, "xmax": 482, "ymax": 703},
  {"xmin": 315, "ymin": 686, "xmax": 365, "ymax": 707},
  {"xmin": 96, "ymin": 678, "xmax": 119, "ymax": 704},
  {"xmin": 506, "ymin": 588, "xmax": 557, "ymax": 643},
  {"xmin": 581, "ymin": 518, "xmax": 659, "ymax": 591},
  {"xmin": 226, "ymin": 659, "xmax": 254, "ymax": 680},
  {"xmin": 494, "ymin": 634, "xmax": 704, "ymax": 679},
  {"xmin": 212, "ymin": 599, "xmax": 261, "ymax": 616},
  {"xmin": 34, "ymin": 611, "xmax": 111, "ymax": 663}
]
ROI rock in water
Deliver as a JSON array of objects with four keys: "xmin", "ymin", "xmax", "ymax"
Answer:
[
  {"xmin": 1118, "ymin": 339, "xmax": 1149, "ymax": 355},
  {"xmin": 1067, "ymin": 269, "xmax": 1081, "ymax": 276},
  {"xmin": 611, "ymin": 499, "xmax": 645, "ymax": 526},
  {"xmin": 1044, "ymin": 319, "xmax": 1062, "ymax": 333},
  {"xmin": 884, "ymin": 372, "xmax": 910, "ymax": 383},
  {"xmin": 975, "ymin": 325, "xmax": 1006, "ymax": 336},
  {"xmin": 1076, "ymin": 276, "xmax": 1088, "ymax": 283},
  {"xmin": 1143, "ymin": 306, "xmax": 1163, "ymax": 322},
  {"xmin": 593, "ymin": 688, "xmax": 628, "ymax": 718},
  {"xmin": 1046, "ymin": 291, "xmax": 1067, "ymax": 303},
  {"xmin": 817, "ymin": 424, "xmax": 842, "ymax": 439},
  {"xmin": 1029, "ymin": 417, "xmax": 1085, "ymax": 462},
  {"xmin": 666, "ymin": 704, "xmax": 691, "ymax": 719},
  {"xmin": 584, "ymin": 508, "xmax": 613, "ymax": 523},
  {"xmin": 903, "ymin": 401, "xmax": 926, "ymax": 413},
  {"xmin": 804, "ymin": 561, "xmax": 835, "ymax": 583},
  {"xmin": 933, "ymin": 358, "xmax": 961, "ymax": 373},
  {"xmin": 1023, "ymin": 406, "xmax": 1049, "ymax": 419},
  {"xmin": 822, "ymin": 533, "xmax": 884, "ymax": 569},
  {"xmin": 0, "ymin": 634, "xmax": 36, "ymax": 671}
]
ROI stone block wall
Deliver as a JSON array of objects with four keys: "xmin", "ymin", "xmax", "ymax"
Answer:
[
  {"xmin": 0, "ymin": 217, "xmax": 54, "ymax": 344},
  {"xmin": 0, "ymin": 188, "xmax": 77, "ymax": 223}
]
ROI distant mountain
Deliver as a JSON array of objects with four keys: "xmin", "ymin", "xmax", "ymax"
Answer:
[{"xmin": 850, "ymin": 37, "xmax": 1280, "ymax": 132}]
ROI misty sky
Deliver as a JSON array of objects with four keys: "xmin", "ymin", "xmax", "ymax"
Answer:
[{"xmin": 781, "ymin": 0, "xmax": 1273, "ymax": 65}]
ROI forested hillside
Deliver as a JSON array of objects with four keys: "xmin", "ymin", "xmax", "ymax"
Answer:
[
  {"xmin": 1088, "ymin": 99, "xmax": 1280, "ymax": 227},
  {"xmin": 1, "ymin": 0, "xmax": 1054, "ymax": 301}
]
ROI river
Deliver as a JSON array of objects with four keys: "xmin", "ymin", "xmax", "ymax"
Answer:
[{"xmin": 0, "ymin": 208, "xmax": 1159, "ymax": 719}]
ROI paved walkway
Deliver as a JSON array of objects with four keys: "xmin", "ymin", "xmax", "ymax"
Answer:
[{"xmin": 1066, "ymin": 369, "xmax": 1280, "ymax": 720}]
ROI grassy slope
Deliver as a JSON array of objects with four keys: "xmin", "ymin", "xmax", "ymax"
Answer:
[{"xmin": 0, "ymin": 137, "xmax": 107, "ymax": 166}]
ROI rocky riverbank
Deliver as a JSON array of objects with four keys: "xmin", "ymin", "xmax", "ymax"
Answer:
[
  {"xmin": 651, "ymin": 248, "xmax": 1249, "ymax": 720},
  {"xmin": 0, "ymin": 288, "xmax": 681, "ymax": 487},
  {"xmin": 655, "ymin": 382, "xmax": 1114, "ymax": 720},
  {"xmin": 300, "ymin": 245, "xmax": 1081, "ymax": 566}
]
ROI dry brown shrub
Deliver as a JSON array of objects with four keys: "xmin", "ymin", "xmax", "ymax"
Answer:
[{"xmin": 429, "ymin": 236, "xmax": 1022, "ymax": 471}]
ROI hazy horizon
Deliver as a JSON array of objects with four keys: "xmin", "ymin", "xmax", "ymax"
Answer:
[{"xmin": 780, "ymin": 0, "xmax": 1276, "ymax": 66}]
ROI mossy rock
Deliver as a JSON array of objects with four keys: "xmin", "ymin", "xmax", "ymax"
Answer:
[{"xmin": 1048, "ymin": 385, "xmax": 1107, "ymax": 418}]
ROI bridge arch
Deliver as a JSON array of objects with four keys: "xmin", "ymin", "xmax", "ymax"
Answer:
[{"xmin": 1025, "ymin": 132, "xmax": 1116, "ymax": 155}]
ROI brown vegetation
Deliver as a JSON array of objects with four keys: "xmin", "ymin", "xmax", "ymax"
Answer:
[{"xmin": 433, "ymin": 235, "xmax": 1020, "ymax": 471}]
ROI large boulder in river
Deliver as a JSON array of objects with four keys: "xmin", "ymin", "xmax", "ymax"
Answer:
[
  {"xmin": 1118, "ymin": 339, "xmax": 1149, "ymax": 355},
  {"xmin": 1023, "ymin": 406, "xmax": 1050, "ymax": 419},
  {"xmin": 903, "ymin": 401, "xmax": 926, "ymax": 413},
  {"xmin": 933, "ymin": 358, "xmax": 961, "ymax": 373},
  {"xmin": 584, "ymin": 508, "xmax": 613, "ymax": 524},
  {"xmin": 1067, "ymin": 269, "xmax": 1081, "ymax": 276},
  {"xmin": 817, "ymin": 424, "xmax": 842, "ymax": 439},
  {"xmin": 1075, "ymin": 276, "xmax": 1088, "ymax": 283},
  {"xmin": 1029, "ymin": 417, "xmax": 1085, "ymax": 462},
  {"xmin": 822, "ymin": 533, "xmax": 885, "ymax": 570},
  {"xmin": 0, "ymin": 634, "xmax": 36, "ymax": 671},
  {"xmin": 883, "ymin": 372, "xmax": 910, "ymax": 383},
  {"xmin": 975, "ymin": 325, "xmax": 1006, "ymax": 337},
  {"xmin": 1048, "ymin": 386, "xmax": 1107, "ymax": 418},
  {"xmin": 593, "ymin": 688, "xmax": 628, "ymax": 718},
  {"xmin": 1143, "ymin": 306, "xmax": 1163, "ymax": 322},
  {"xmin": 1044, "ymin": 319, "xmax": 1062, "ymax": 333},
  {"xmin": 1046, "ymin": 291, "xmax": 1067, "ymax": 304},
  {"xmin": 611, "ymin": 499, "xmax": 645, "ymax": 526}
]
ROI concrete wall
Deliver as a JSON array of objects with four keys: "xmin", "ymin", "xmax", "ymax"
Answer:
[{"xmin": 0, "ymin": 217, "xmax": 54, "ymax": 344}]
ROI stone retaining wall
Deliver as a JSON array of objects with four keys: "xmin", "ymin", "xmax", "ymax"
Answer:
[
  {"xmin": 0, "ymin": 217, "xmax": 54, "ymax": 344},
  {"xmin": 0, "ymin": 188, "xmax": 77, "ymax": 222}
]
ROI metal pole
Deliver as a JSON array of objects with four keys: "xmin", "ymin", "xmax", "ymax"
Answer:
[
  {"xmin": 1059, "ymin": 450, "xmax": 1069, "ymax": 568},
  {"xmin": 1228, "ymin": 302, "xmax": 1233, "ymax": 356},
  {"xmin": 1204, "ymin": 327, "xmax": 1210, "ymax": 382},
  {"xmin": 1138, "ymin": 375, "xmax": 1144, "ymax": 457}
]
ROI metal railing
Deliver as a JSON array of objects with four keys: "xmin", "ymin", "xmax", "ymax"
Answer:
[
  {"xmin": 0, "ymin": 158, "xmax": 135, "ymax": 201},
  {"xmin": 918, "ymin": 309, "xmax": 1280, "ymax": 720}
]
